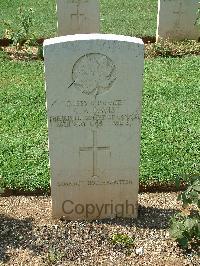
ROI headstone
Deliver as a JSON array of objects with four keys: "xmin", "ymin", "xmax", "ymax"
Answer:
[
  {"xmin": 156, "ymin": 0, "xmax": 200, "ymax": 41},
  {"xmin": 44, "ymin": 34, "xmax": 144, "ymax": 220},
  {"xmin": 56, "ymin": 0, "xmax": 100, "ymax": 36}
]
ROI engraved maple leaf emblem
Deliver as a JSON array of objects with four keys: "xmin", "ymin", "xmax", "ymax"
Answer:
[{"xmin": 72, "ymin": 53, "xmax": 117, "ymax": 97}]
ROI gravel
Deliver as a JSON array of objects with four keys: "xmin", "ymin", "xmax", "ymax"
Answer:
[{"xmin": 0, "ymin": 193, "xmax": 199, "ymax": 265}]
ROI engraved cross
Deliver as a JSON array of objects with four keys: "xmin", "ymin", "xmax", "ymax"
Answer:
[
  {"xmin": 79, "ymin": 131, "xmax": 110, "ymax": 177},
  {"xmin": 71, "ymin": 2, "xmax": 86, "ymax": 30},
  {"xmin": 173, "ymin": 2, "xmax": 184, "ymax": 27}
]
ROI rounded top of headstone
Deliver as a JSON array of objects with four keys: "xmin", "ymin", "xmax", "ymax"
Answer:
[{"xmin": 43, "ymin": 34, "xmax": 144, "ymax": 47}]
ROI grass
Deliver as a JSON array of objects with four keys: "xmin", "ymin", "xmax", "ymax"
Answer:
[
  {"xmin": 0, "ymin": 51, "xmax": 199, "ymax": 191},
  {"xmin": 0, "ymin": 0, "xmax": 57, "ymax": 39},
  {"xmin": 141, "ymin": 56, "xmax": 200, "ymax": 185},
  {"xmin": 0, "ymin": 0, "xmax": 158, "ymax": 39},
  {"xmin": 101, "ymin": 0, "xmax": 157, "ymax": 37},
  {"xmin": 0, "ymin": 52, "xmax": 49, "ymax": 191}
]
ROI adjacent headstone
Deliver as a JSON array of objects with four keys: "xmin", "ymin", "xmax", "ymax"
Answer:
[
  {"xmin": 156, "ymin": 0, "xmax": 200, "ymax": 41},
  {"xmin": 44, "ymin": 34, "xmax": 144, "ymax": 220},
  {"xmin": 56, "ymin": 0, "xmax": 100, "ymax": 36}
]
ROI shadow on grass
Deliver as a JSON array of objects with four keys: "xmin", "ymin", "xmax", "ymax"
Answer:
[
  {"xmin": 0, "ymin": 215, "xmax": 41, "ymax": 263},
  {"xmin": 94, "ymin": 205, "xmax": 178, "ymax": 230}
]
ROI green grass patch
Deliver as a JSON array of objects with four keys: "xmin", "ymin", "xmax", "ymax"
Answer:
[
  {"xmin": 0, "ymin": 0, "xmax": 57, "ymax": 39},
  {"xmin": 0, "ymin": 55, "xmax": 49, "ymax": 191},
  {"xmin": 0, "ymin": 0, "xmax": 157, "ymax": 39},
  {"xmin": 141, "ymin": 56, "xmax": 200, "ymax": 185},
  {"xmin": 0, "ymin": 54, "xmax": 199, "ymax": 191},
  {"xmin": 101, "ymin": 0, "xmax": 157, "ymax": 37}
]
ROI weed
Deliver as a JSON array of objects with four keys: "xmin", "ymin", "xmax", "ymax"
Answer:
[
  {"xmin": 111, "ymin": 233, "xmax": 135, "ymax": 249},
  {"xmin": 169, "ymin": 175, "xmax": 200, "ymax": 250},
  {"xmin": 47, "ymin": 247, "xmax": 64, "ymax": 264},
  {"xmin": 2, "ymin": 7, "xmax": 36, "ymax": 49}
]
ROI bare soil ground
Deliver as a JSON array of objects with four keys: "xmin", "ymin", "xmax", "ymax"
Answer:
[
  {"xmin": 0, "ymin": 193, "xmax": 199, "ymax": 265},
  {"xmin": 1, "ymin": 46, "xmax": 39, "ymax": 61}
]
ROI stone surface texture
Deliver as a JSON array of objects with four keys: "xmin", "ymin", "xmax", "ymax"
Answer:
[
  {"xmin": 56, "ymin": 0, "xmax": 100, "ymax": 36},
  {"xmin": 44, "ymin": 34, "xmax": 144, "ymax": 220},
  {"xmin": 156, "ymin": 0, "xmax": 200, "ymax": 41}
]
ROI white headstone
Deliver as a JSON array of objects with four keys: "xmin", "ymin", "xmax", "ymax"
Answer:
[
  {"xmin": 44, "ymin": 34, "xmax": 144, "ymax": 220},
  {"xmin": 156, "ymin": 0, "xmax": 200, "ymax": 41},
  {"xmin": 56, "ymin": 0, "xmax": 100, "ymax": 36}
]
